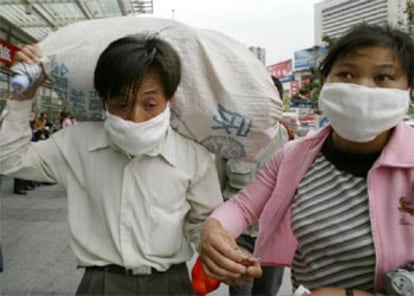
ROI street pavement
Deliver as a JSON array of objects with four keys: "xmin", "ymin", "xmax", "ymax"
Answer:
[{"xmin": 0, "ymin": 176, "xmax": 292, "ymax": 295}]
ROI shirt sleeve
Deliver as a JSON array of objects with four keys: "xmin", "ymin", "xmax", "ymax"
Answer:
[
  {"xmin": 184, "ymin": 152, "xmax": 224, "ymax": 249},
  {"xmin": 0, "ymin": 99, "xmax": 68, "ymax": 184}
]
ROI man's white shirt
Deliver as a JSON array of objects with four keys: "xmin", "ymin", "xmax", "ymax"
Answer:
[{"xmin": 0, "ymin": 99, "xmax": 223, "ymax": 271}]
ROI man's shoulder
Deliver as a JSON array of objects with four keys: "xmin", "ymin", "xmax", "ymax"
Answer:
[
  {"xmin": 54, "ymin": 121, "xmax": 99, "ymax": 134},
  {"xmin": 52, "ymin": 121, "xmax": 105, "ymax": 147},
  {"xmin": 170, "ymin": 128, "xmax": 212, "ymax": 153}
]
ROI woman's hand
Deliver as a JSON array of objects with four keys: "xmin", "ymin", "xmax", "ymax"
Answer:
[{"xmin": 198, "ymin": 218, "xmax": 262, "ymax": 286}]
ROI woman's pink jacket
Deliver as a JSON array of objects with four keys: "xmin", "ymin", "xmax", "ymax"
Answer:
[{"xmin": 211, "ymin": 122, "xmax": 414, "ymax": 292}]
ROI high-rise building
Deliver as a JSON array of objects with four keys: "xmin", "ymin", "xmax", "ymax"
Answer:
[{"xmin": 314, "ymin": 0, "xmax": 407, "ymax": 44}]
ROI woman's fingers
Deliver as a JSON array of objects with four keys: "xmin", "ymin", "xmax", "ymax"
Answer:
[
  {"xmin": 201, "ymin": 247, "xmax": 247, "ymax": 280},
  {"xmin": 246, "ymin": 262, "xmax": 262, "ymax": 278},
  {"xmin": 199, "ymin": 218, "xmax": 263, "ymax": 284},
  {"xmin": 200, "ymin": 236, "xmax": 262, "ymax": 280},
  {"xmin": 220, "ymin": 261, "xmax": 262, "ymax": 286}
]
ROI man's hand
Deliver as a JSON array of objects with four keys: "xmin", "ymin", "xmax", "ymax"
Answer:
[
  {"xmin": 14, "ymin": 44, "xmax": 42, "ymax": 65},
  {"xmin": 11, "ymin": 44, "xmax": 46, "ymax": 101},
  {"xmin": 198, "ymin": 218, "xmax": 262, "ymax": 286},
  {"xmin": 17, "ymin": 72, "xmax": 47, "ymax": 101}
]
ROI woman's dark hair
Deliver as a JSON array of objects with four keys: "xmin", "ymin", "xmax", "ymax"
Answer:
[
  {"xmin": 94, "ymin": 33, "xmax": 181, "ymax": 106},
  {"xmin": 320, "ymin": 24, "xmax": 414, "ymax": 87}
]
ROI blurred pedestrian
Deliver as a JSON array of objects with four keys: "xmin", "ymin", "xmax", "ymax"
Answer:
[
  {"xmin": 60, "ymin": 111, "xmax": 72, "ymax": 129},
  {"xmin": 34, "ymin": 112, "xmax": 49, "ymax": 140}
]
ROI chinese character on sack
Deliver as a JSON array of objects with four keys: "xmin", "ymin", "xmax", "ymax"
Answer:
[
  {"xmin": 212, "ymin": 104, "xmax": 252, "ymax": 137},
  {"xmin": 50, "ymin": 63, "xmax": 70, "ymax": 100}
]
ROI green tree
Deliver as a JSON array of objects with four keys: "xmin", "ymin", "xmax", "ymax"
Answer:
[
  {"xmin": 401, "ymin": 0, "xmax": 414, "ymax": 32},
  {"xmin": 405, "ymin": 0, "xmax": 414, "ymax": 24},
  {"xmin": 409, "ymin": 103, "xmax": 414, "ymax": 115}
]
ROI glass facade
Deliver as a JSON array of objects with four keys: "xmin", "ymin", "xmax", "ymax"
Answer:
[
  {"xmin": 0, "ymin": 0, "xmax": 153, "ymax": 129},
  {"xmin": 314, "ymin": 0, "xmax": 407, "ymax": 44},
  {"xmin": 0, "ymin": 1, "xmax": 153, "ymax": 41}
]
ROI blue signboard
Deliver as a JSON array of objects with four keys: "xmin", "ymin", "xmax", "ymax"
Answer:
[{"xmin": 294, "ymin": 46, "xmax": 328, "ymax": 71}]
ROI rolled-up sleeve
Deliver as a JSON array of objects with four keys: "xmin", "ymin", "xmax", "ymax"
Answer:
[
  {"xmin": 0, "ymin": 99, "xmax": 66, "ymax": 183},
  {"xmin": 184, "ymin": 153, "xmax": 223, "ymax": 249}
]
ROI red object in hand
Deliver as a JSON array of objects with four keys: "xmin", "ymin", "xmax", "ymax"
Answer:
[{"xmin": 191, "ymin": 256, "xmax": 220, "ymax": 295}]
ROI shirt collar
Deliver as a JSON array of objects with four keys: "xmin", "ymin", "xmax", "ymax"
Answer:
[
  {"xmin": 88, "ymin": 125, "xmax": 177, "ymax": 167},
  {"xmin": 88, "ymin": 123, "xmax": 109, "ymax": 151},
  {"xmin": 155, "ymin": 127, "xmax": 177, "ymax": 167}
]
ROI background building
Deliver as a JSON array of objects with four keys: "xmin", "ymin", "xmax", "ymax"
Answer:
[
  {"xmin": 267, "ymin": 59, "xmax": 293, "ymax": 98},
  {"xmin": 0, "ymin": 0, "xmax": 153, "ymax": 43},
  {"xmin": 314, "ymin": 0, "xmax": 407, "ymax": 44}
]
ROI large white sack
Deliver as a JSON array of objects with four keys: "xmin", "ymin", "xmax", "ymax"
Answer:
[{"xmin": 40, "ymin": 16, "xmax": 283, "ymax": 162}]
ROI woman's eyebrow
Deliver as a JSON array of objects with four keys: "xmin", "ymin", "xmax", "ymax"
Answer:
[
  {"xmin": 333, "ymin": 61, "xmax": 356, "ymax": 68},
  {"xmin": 374, "ymin": 64, "xmax": 399, "ymax": 71}
]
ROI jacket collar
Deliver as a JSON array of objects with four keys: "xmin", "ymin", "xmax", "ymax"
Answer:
[
  {"xmin": 88, "ymin": 124, "xmax": 177, "ymax": 167},
  {"xmin": 304, "ymin": 122, "xmax": 414, "ymax": 168},
  {"xmin": 377, "ymin": 122, "xmax": 414, "ymax": 167}
]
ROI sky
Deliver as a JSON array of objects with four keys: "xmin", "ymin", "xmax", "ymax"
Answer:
[{"xmin": 151, "ymin": 0, "xmax": 323, "ymax": 66}]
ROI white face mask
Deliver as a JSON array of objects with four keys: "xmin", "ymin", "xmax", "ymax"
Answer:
[
  {"xmin": 319, "ymin": 82, "xmax": 410, "ymax": 143},
  {"xmin": 104, "ymin": 106, "xmax": 171, "ymax": 156}
]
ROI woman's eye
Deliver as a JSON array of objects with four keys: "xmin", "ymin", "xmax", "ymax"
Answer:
[{"xmin": 376, "ymin": 74, "xmax": 393, "ymax": 81}]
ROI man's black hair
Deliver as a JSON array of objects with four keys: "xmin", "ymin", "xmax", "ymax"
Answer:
[{"xmin": 94, "ymin": 33, "xmax": 181, "ymax": 107}]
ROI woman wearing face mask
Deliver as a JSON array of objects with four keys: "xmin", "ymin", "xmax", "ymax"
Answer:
[
  {"xmin": 198, "ymin": 24, "xmax": 414, "ymax": 296},
  {"xmin": 0, "ymin": 34, "xmax": 223, "ymax": 295}
]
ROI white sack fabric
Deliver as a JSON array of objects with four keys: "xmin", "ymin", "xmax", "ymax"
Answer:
[{"xmin": 40, "ymin": 16, "xmax": 283, "ymax": 161}]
